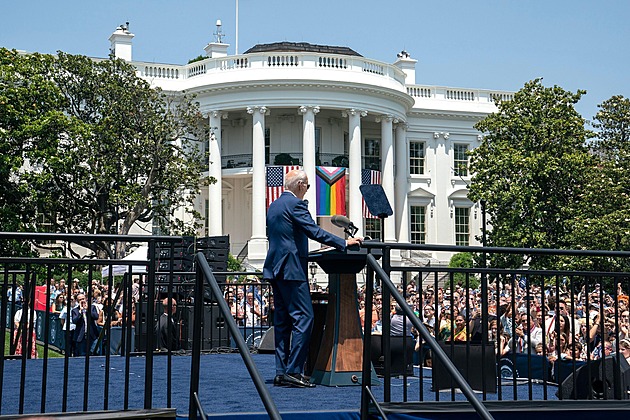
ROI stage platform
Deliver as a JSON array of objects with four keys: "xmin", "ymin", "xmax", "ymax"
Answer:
[{"xmin": 2, "ymin": 353, "xmax": 629, "ymax": 419}]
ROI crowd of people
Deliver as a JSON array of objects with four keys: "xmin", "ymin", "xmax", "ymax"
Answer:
[
  {"xmin": 9, "ymin": 269, "xmax": 630, "ymax": 373},
  {"xmin": 356, "ymin": 277, "xmax": 630, "ymax": 368},
  {"xmin": 8, "ymin": 277, "xmax": 136, "ymax": 358}
]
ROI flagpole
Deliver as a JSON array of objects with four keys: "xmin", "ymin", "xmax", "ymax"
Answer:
[{"xmin": 235, "ymin": 0, "xmax": 239, "ymax": 55}]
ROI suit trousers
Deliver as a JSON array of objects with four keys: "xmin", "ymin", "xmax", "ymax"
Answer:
[{"xmin": 270, "ymin": 278, "xmax": 314, "ymax": 375}]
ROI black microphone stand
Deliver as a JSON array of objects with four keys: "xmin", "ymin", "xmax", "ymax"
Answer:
[{"xmin": 344, "ymin": 224, "xmax": 359, "ymax": 238}]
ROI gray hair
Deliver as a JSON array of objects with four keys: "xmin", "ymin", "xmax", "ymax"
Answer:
[{"xmin": 284, "ymin": 169, "xmax": 307, "ymax": 192}]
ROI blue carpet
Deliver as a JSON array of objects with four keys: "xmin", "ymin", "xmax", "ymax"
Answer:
[{"xmin": 1, "ymin": 353, "xmax": 557, "ymax": 417}]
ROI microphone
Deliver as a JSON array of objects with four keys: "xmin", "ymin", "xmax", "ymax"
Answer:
[
  {"xmin": 331, "ymin": 215, "xmax": 353, "ymax": 229},
  {"xmin": 331, "ymin": 215, "xmax": 359, "ymax": 238}
]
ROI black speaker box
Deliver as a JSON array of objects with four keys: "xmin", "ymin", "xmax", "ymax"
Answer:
[
  {"xmin": 197, "ymin": 235, "xmax": 229, "ymax": 249},
  {"xmin": 157, "ymin": 258, "xmax": 193, "ymax": 272},
  {"xmin": 432, "ymin": 341, "xmax": 497, "ymax": 393},
  {"xmin": 199, "ymin": 248, "xmax": 229, "ymax": 262},
  {"xmin": 157, "ymin": 237, "xmax": 194, "ymax": 249},
  {"xmin": 134, "ymin": 302, "xmax": 157, "ymax": 352},
  {"xmin": 156, "ymin": 274, "xmax": 196, "ymax": 284},
  {"xmin": 370, "ymin": 335, "xmax": 415, "ymax": 377},
  {"xmin": 558, "ymin": 355, "xmax": 630, "ymax": 400},
  {"xmin": 257, "ymin": 326, "xmax": 275, "ymax": 353},
  {"xmin": 156, "ymin": 247, "xmax": 188, "ymax": 259},
  {"xmin": 179, "ymin": 304, "xmax": 228, "ymax": 350}
]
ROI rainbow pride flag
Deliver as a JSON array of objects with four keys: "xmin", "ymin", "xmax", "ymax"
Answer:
[{"xmin": 315, "ymin": 166, "xmax": 346, "ymax": 216}]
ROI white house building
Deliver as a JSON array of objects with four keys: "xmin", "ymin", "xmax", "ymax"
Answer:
[{"xmin": 110, "ymin": 24, "xmax": 513, "ymax": 268}]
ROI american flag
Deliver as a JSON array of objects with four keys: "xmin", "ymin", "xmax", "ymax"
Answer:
[
  {"xmin": 266, "ymin": 165, "xmax": 300, "ymax": 208},
  {"xmin": 362, "ymin": 168, "xmax": 381, "ymax": 218}
]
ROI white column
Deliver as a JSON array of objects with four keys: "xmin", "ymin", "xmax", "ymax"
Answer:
[
  {"xmin": 343, "ymin": 109, "xmax": 367, "ymax": 237},
  {"xmin": 300, "ymin": 106, "xmax": 320, "ymax": 252},
  {"xmin": 207, "ymin": 111, "xmax": 226, "ymax": 237},
  {"xmin": 247, "ymin": 106, "xmax": 269, "ymax": 265},
  {"xmin": 299, "ymin": 106, "xmax": 319, "ymax": 219},
  {"xmin": 395, "ymin": 122, "xmax": 409, "ymax": 243},
  {"xmin": 378, "ymin": 115, "xmax": 396, "ymax": 242}
]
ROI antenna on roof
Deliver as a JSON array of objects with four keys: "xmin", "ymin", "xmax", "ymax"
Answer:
[{"xmin": 214, "ymin": 19, "xmax": 224, "ymax": 43}]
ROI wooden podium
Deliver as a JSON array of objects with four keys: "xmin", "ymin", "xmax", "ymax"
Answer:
[{"xmin": 308, "ymin": 246, "xmax": 380, "ymax": 386}]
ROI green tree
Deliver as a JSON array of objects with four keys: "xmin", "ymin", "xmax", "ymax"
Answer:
[
  {"xmin": 0, "ymin": 49, "xmax": 65, "ymax": 255},
  {"xmin": 469, "ymin": 79, "xmax": 593, "ymax": 268},
  {"xmin": 566, "ymin": 96, "xmax": 630, "ymax": 270},
  {"xmin": 448, "ymin": 252, "xmax": 479, "ymax": 288},
  {"xmin": 1, "ymin": 49, "xmax": 213, "ymax": 258}
]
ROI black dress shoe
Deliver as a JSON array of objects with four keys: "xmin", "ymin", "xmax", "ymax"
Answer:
[
  {"xmin": 282, "ymin": 373, "xmax": 316, "ymax": 388},
  {"xmin": 273, "ymin": 375, "xmax": 286, "ymax": 386}
]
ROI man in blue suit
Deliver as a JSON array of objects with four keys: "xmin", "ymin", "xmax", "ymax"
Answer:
[{"xmin": 263, "ymin": 169, "xmax": 362, "ymax": 388}]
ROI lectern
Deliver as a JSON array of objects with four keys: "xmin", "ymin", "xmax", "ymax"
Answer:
[{"xmin": 308, "ymin": 246, "xmax": 380, "ymax": 386}]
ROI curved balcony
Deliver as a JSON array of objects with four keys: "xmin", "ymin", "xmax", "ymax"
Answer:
[
  {"xmin": 218, "ymin": 153, "xmax": 356, "ymax": 170},
  {"xmin": 133, "ymin": 52, "xmax": 408, "ymax": 91}
]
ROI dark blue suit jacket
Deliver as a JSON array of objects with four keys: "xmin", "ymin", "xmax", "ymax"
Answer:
[
  {"xmin": 71, "ymin": 305, "xmax": 100, "ymax": 343},
  {"xmin": 263, "ymin": 192, "xmax": 346, "ymax": 281}
]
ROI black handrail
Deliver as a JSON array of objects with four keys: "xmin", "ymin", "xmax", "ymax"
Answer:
[
  {"xmin": 191, "ymin": 252, "xmax": 281, "ymax": 420},
  {"xmin": 363, "ymin": 253, "xmax": 494, "ymax": 420},
  {"xmin": 193, "ymin": 392, "xmax": 208, "ymax": 420},
  {"xmin": 364, "ymin": 386, "xmax": 389, "ymax": 420}
]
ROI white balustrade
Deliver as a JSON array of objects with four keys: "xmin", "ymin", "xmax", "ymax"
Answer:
[
  {"xmin": 446, "ymin": 89, "xmax": 475, "ymax": 101},
  {"xmin": 143, "ymin": 65, "xmax": 180, "ymax": 79},
  {"xmin": 133, "ymin": 55, "xmax": 514, "ymax": 107}
]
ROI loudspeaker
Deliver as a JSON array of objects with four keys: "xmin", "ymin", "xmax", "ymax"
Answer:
[
  {"xmin": 558, "ymin": 355, "xmax": 630, "ymax": 400},
  {"xmin": 179, "ymin": 304, "xmax": 228, "ymax": 350},
  {"xmin": 371, "ymin": 335, "xmax": 415, "ymax": 377},
  {"xmin": 197, "ymin": 235, "xmax": 229, "ymax": 249},
  {"xmin": 157, "ymin": 258, "xmax": 193, "ymax": 271},
  {"xmin": 199, "ymin": 248, "xmax": 229, "ymax": 261},
  {"xmin": 432, "ymin": 341, "xmax": 497, "ymax": 393},
  {"xmin": 257, "ymin": 326, "xmax": 275, "ymax": 353},
  {"xmin": 134, "ymin": 302, "xmax": 156, "ymax": 352}
]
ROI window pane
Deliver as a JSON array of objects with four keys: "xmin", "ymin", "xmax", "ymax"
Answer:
[
  {"xmin": 363, "ymin": 138, "xmax": 381, "ymax": 170},
  {"xmin": 455, "ymin": 207, "xmax": 470, "ymax": 246},
  {"xmin": 410, "ymin": 205, "xmax": 426, "ymax": 244},
  {"xmin": 453, "ymin": 144, "xmax": 468, "ymax": 177},
  {"xmin": 409, "ymin": 142, "xmax": 425, "ymax": 175},
  {"xmin": 364, "ymin": 218, "xmax": 381, "ymax": 241}
]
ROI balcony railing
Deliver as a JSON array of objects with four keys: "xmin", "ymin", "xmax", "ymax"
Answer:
[
  {"xmin": 221, "ymin": 153, "xmax": 352, "ymax": 169},
  {"xmin": 407, "ymin": 85, "xmax": 515, "ymax": 104},
  {"xmin": 134, "ymin": 52, "xmax": 407, "ymax": 86}
]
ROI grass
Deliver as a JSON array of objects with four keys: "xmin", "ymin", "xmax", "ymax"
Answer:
[{"xmin": 4, "ymin": 330, "xmax": 64, "ymax": 358}]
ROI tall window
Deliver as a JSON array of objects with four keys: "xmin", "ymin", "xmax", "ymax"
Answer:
[
  {"xmin": 409, "ymin": 141, "xmax": 425, "ymax": 175},
  {"xmin": 363, "ymin": 138, "xmax": 380, "ymax": 170},
  {"xmin": 453, "ymin": 143, "xmax": 469, "ymax": 177},
  {"xmin": 204, "ymin": 199, "xmax": 209, "ymax": 236},
  {"xmin": 315, "ymin": 127, "xmax": 321, "ymax": 165},
  {"xmin": 264, "ymin": 128, "xmax": 271, "ymax": 164},
  {"xmin": 410, "ymin": 205, "xmax": 426, "ymax": 244},
  {"xmin": 364, "ymin": 218, "xmax": 381, "ymax": 241},
  {"xmin": 455, "ymin": 207, "xmax": 470, "ymax": 246}
]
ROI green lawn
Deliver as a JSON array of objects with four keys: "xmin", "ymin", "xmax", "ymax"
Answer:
[{"xmin": 4, "ymin": 331, "xmax": 64, "ymax": 358}]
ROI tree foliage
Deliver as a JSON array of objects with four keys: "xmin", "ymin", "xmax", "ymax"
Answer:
[
  {"xmin": 0, "ymin": 49, "xmax": 212, "ymax": 257},
  {"xmin": 469, "ymin": 79, "xmax": 593, "ymax": 268},
  {"xmin": 565, "ymin": 95, "xmax": 630, "ymax": 270}
]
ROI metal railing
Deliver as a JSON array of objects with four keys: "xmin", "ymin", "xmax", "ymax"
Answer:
[
  {"xmin": 361, "ymin": 251, "xmax": 494, "ymax": 420},
  {"xmin": 190, "ymin": 253, "xmax": 280, "ymax": 419},
  {"xmin": 0, "ymin": 233, "xmax": 268, "ymax": 417},
  {"xmin": 359, "ymin": 241, "xmax": 630, "ymax": 418},
  {"xmin": 3, "ymin": 232, "xmax": 630, "ymax": 418}
]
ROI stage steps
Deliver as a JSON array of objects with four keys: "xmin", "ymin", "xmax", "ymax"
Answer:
[
  {"xmin": 0, "ymin": 408, "xmax": 177, "ymax": 420},
  {"xmin": 375, "ymin": 400, "xmax": 630, "ymax": 419}
]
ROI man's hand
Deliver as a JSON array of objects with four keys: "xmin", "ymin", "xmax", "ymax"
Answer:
[{"xmin": 346, "ymin": 237, "xmax": 363, "ymax": 248}]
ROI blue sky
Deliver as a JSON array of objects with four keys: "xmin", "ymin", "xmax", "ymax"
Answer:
[{"xmin": 2, "ymin": 0, "xmax": 628, "ymax": 121}]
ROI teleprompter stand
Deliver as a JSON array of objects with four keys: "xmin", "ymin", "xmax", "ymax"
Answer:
[{"xmin": 308, "ymin": 246, "xmax": 381, "ymax": 386}]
